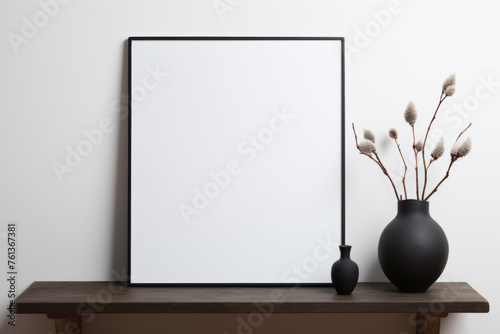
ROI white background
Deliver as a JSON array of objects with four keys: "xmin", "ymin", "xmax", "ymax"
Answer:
[{"xmin": 0, "ymin": 0, "xmax": 498, "ymax": 333}]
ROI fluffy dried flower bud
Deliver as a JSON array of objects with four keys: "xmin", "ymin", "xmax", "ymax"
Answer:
[
  {"xmin": 442, "ymin": 74, "xmax": 456, "ymax": 92},
  {"xmin": 450, "ymin": 143, "xmax": 458, "ymax": 156},
  {"xmin": 431, "ymin": 137, "xmax": 445, "ymax": 159},
  {"xmin": 451, "ymin": 137, "xmax": 472, "ymax": 158},
  {"xmin": 445, "ymin": 85, "xmax": 455, "ymax": 97},
  {"xmin": 389, "ymin": 128, "xmax": 398, "ymax": 140},
  {"xmin": 363, "ymin": 129, "xmax": 376, "ymax": 143},
  {"xmin": 358, "ymin": 140, "xmax": 376, "ymax": 155},
  {"xmin": 404, "ymin": 101, "xmax": 417, "ymax": 125},
  {"xmin": 415, "ymin": 140, "xmax": 423, "ymax": 152}
]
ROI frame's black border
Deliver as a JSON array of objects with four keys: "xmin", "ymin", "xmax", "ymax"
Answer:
[{"xmin": 127, "ymin": 37, "xmax": 345, "ymax": 287}]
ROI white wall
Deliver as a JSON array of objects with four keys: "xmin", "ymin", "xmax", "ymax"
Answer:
[{"xmin": 0, "ymin": 0, "xmax": 497, "ymax": 333}]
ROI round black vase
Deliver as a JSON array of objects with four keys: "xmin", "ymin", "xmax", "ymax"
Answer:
[
  {"xmin": 331, "ymin": 245, "xmax": 359, "ymax": 295},
  {"xmin": 378, "ymin": 200, "xmax": 449, "ymax": 292}
]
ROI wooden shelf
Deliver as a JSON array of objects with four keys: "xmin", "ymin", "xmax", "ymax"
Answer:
[{"xmin": 16, "ymin": 281, "xmax": 489, "ymax": 334}]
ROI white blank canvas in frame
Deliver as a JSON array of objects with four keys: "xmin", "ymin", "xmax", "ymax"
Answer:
[{"xmin": 129, "ymin": 37, "xmax": 344, "ymax": 285}]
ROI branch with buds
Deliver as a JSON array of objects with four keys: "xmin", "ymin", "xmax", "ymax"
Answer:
[
  {"xmin": 389, "ymin": 128, "xmax": 407, "ymax": 200},
  {"xmin": 353, "ymin": 74, "xmax": 473, "ymax": 201},
  {"xmin": 352, "ymin": 124, "xmax": 400, "ymax": 201},
  {"xmin": 423, "ymin": 126, "xmax": 472, "ymax": 201}
]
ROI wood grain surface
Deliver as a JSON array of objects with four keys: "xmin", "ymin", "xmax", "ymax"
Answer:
[{"xmin": 16, "ymin": 282, "xmax": 489, "ymax": 314}]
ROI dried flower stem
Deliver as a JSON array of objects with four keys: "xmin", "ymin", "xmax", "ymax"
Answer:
[
  {"xmin": 421, "ymin": 92, "xmax": 447, "ymax": 198},
  {"xmin": 456, "ymin": 122, "xmax": 472, "ymax": 142},
  {"xmin": 423, "ymin": 158, "xmax": 456, "ymax": 201},
  {"xmin": 352, "ymin": 124, "xmax": 400, "ymax": 201},
  {"xmin": 425, "ymin": 158, "xmax": 436, "ymax": 173},
  {"xmin": 411, "ymin": 125, "xmax": 420, "ymax": 200},
  {"xmin": 423, "ymin": 123, "xmax": 472, "ymax": 201},
  {"xmin": 393, "ymin": 138, "xmax": 408, "ymax": 200}
]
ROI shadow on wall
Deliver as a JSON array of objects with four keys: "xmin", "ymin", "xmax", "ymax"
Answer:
[
  {"xmin": 110, "ymin": 40, "xmax": 129, "ymax": 279},
  {"xmin": 364, "ymin": 254, "xmax": 387, "ymax": 282}
]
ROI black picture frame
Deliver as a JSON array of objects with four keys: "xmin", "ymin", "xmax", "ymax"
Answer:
[{"xmin": 128, "ymin": 37, "xmax": 345, "ymax": 286}]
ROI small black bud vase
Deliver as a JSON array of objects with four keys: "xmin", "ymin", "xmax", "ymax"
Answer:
[{"xmin": 331, "ymin": 245, "xmax": 359, "ymax": 295}]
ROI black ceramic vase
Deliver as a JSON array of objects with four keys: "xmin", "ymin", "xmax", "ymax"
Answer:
[
  {"xmin": 378, "ymin": 200, "xmax": 449, "ymax": 292},
  {"xmin": 331, "ymin": 245, "xmax": 359, "ymax": 295}
]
